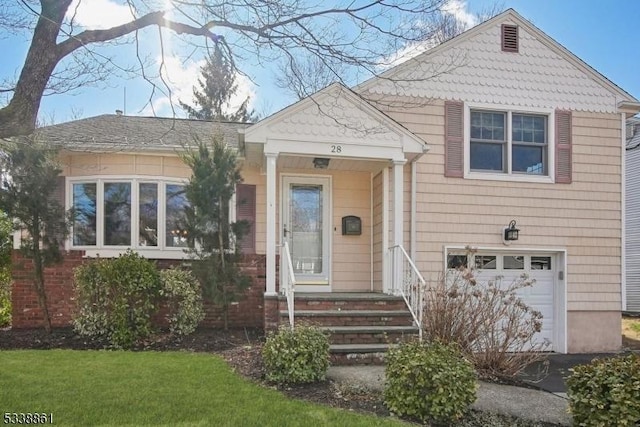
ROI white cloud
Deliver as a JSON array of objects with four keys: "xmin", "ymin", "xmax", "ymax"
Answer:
[
  {"xmin": 442, "ymin": 0, "xmax": 478, "ymax": 29},
  {"xmin": 379, "ymin": 0, "xmax": 477, "ymax": 69},
  {"xmin": 68, "ymin": 0, "xmax": 135, "ymax": 30},
  {"xmin": 141, "ymin": 55, "xmax": 257, "ymax": 118}
]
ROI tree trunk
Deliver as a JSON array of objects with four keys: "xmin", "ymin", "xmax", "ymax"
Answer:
[
  {"xmin": 32, "ymin": 245, "xmax": 52, "ymax": 334},
  {"xmin": 0, "ymin": 0, "xmax": 71, "ymax": 138}
]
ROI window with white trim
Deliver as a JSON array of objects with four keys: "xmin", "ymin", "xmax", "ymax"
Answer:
[
  {"xmin": 470, "ymin": 110, "xmax": 548, "ymax": 176},
  {"xmin": 70, "ymin": 178, "xmax": 190, "ymax": 250}
]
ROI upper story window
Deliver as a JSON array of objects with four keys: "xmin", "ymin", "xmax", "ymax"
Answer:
[
  {"xmin": 70, "ymin": 178, "xmax": 190, "ymax": 252},
  {"xmin": 470, "ymin": 110, "xmax": 548, "ymax": 176}
]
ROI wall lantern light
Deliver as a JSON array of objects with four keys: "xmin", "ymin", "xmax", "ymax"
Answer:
[
  {"xmin": 504, "ymin": 220, "xmax": 520, "ymax": 242},
  {"xmin": 313, "ymin": 157, "xmax": 330, "ymax": 169}
]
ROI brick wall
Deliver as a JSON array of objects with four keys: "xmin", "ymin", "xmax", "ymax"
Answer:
[{"xmin": 11, "ymin": 250, "xmax": 268, "ymax": 330}]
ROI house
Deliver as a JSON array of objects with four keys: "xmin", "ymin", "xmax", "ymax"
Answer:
[
  {"xmin": 625, "ymin": 116, "xmax": 640, "ymax": 313},
  {"xmin": 11, "ymin": 9, "xmax": 640, "ymax": 355}
]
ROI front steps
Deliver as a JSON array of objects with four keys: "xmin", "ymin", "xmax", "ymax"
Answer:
[{"xmin": 277, "ymin": 292, "xmax": 420, "ymax": 365}]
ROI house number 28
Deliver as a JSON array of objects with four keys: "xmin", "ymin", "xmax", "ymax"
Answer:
[{"xmin": 331, "ymin": 145, "xmax": 342, "ymax": 153}]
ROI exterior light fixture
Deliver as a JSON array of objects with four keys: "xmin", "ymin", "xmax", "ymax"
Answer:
[
  {"xmin": 504, "ymin": 220, "xmax": 520, "ymax": 242},
  {"xmin": 313, "ymin": 157, "xmax": 330, "ymax": 169}
]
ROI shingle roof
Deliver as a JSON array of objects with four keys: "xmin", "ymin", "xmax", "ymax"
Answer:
[{"xmin": 33, "ymin": 114, "xmax": 248, "ymax": 152}]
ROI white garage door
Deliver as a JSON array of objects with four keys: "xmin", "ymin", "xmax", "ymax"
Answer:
[{"xmin": 449, "ymin": 252, "xmax": 556, "ymax": 349}]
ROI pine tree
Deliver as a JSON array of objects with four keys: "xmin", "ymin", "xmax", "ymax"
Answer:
[
  {"xmin": 0, "ymin": 138, "xmax": 70, "ymax": 332},
  {"xmin": 181, "ymin": 133, "xmax": 251, "ymax": 329},
  {"xmin": 179, "ymin": 47, "xmax": 257, "ymax": 122}
]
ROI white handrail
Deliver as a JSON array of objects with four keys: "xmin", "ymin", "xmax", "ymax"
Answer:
[
  {"xmin": 281, "ymin": 241, "xmax": 296, "ymax": 329},
  {"xmin": 388, "ymin": 244, "xmax": 425, "ymax": 340}
]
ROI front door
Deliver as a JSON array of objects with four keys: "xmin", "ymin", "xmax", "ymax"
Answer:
[{"xmin": 282, "ymin": 176, "xmax": 331, "ymax": 290}]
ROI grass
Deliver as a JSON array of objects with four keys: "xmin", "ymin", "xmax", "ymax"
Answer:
[
  {"xmin": 0, "ymin": 350, "xmax": 407, "ymax": 426},
  {"xmin": 631, "ymin": 321, "xmax": 640, "ymax": 334}
]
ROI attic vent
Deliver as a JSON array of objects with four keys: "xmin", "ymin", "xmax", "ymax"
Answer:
[{"xmin": 501, "ymin": 24, "xmax": 518, "ymax": 52}]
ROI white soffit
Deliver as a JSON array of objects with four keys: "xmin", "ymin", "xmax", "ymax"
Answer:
[{"xmin": 360, "ymin": 10, "xmax": 638, "ymax": 114}]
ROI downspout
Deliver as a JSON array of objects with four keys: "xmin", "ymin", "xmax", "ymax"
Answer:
[{"xmin": 622, "ymin": 113, "xmax": 627, "ymax": 312}]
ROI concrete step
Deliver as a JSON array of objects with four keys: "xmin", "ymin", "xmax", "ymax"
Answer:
[
  {"xmin": 278, "ymin": 293, "xmax": 408, "ymax": 312},
  {"xmin": 329, "ymin": 343, "xmax": 393, "ymax": 365}
]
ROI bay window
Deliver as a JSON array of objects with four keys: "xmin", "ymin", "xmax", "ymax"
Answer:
[{"xmin": 70, "ymin": 178, "xmax": 189, "ymax": 252}]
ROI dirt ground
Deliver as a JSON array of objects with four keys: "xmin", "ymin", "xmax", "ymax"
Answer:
[{"xmin": 622, "ymin": 316, "xmax": 640, "ymax": 350}]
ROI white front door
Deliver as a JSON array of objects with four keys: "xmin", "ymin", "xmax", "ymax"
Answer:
[{"xmin": 282, "ymin": 176, "xmax": 331, "ymax": 290}]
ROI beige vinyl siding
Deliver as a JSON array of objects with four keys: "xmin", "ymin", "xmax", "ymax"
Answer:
[
  {"xmin": 384, "ymin": 100, "xmax": 622, "ymax": 312},
  {"xmin": 62, "ymin": 153, "xmax": 191, "ymax": 178}
]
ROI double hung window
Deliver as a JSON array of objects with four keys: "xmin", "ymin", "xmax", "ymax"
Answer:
[{"xmin": 470, "ymin": 110, "xmax": 548, "ymax": 176}]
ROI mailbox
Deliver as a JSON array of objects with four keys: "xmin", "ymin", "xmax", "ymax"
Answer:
[{"xmin": 342, "ymin": 215, "xmax": 362, "ymax": 236}]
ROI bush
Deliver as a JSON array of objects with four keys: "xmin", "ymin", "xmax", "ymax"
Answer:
[
  {"xmin": 384, "ymin": 341, "xmax": 477, "ymax": 423},
  {"xmin": 0, "ymin": 274, "xmax": 10, "ymax": 328},
  {"xmin": 423, "ymin": 250, "xmax": 549, "ymax": 379},
  {"xmin": 73, "ymin": 250, "xmax": 161, "ymax": 347},
  {"xmin": 262, "ymin": 325, "xmax": 330, "ymax": 384},
  {"xmin": 159, "ymin": 268, "xmax": 205, "ymax": 335},
  {"xmin": 567, "ymin": 354, "xmax": 640, "ymax": 427}
]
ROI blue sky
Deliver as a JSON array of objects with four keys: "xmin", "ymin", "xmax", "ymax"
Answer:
[{"xmin": 0, "ymin": 0, "xmax": 638, "ymax": 124}]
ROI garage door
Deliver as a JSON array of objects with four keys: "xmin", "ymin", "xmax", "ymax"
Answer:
[{"xmin": 449, "ymin": 252, "xmax": 555, "ymax": 349}]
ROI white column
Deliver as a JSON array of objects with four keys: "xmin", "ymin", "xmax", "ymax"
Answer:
[
  {"xmin": 393, "ymin": 160, "xmax": 405, "ymax": 247},
  {"xmin": 382, "ymin": 166, "xmax": 389, "ymax": 293},
  {"xmin": 265, "ymin": 153, "xmax": 278, "ymax": 296}
]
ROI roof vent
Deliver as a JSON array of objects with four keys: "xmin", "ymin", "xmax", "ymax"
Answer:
[
  {"xmin": 501, "ymin": 24, "xmax": 518, "ymax": 52},
  {"xmin": 115, "ymin": 109, "xmax": 123, "ymax": 116}
]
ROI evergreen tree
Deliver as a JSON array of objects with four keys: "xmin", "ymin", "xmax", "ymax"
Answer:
[
  {"xmin": 181, "ymin": 133, "xmax": 251, "ymax": 329},
  {"xmin": 0, "ymin": 138, "xmax": 70, "ymax": 332},
  {"xmin": 180, "ymin": 47, "xmax": 257, "ymax": 122}
]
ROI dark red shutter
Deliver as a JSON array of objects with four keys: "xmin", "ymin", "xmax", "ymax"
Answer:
[
  {"xmin": 236, "ymin": 184, "xmax": 256, "ymax": 254},
  {"xmin": 444, "ymin": 100, "xmax": 464, "ymax": 178},
  {"xmin": 555, "ymin": 110, "xmax": 572, "ymax": 184}
]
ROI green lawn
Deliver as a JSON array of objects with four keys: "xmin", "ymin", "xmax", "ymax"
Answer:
[{"xmin": 0, "ymin": 350, "xmax": 406, "ymax": 426}]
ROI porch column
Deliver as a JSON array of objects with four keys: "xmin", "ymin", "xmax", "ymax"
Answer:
[
  {"xmin": 265, "ymin": 152, "xmax": 278, "ymax": 296},
  {"xmin": 391, "ymin": 160, "xmax": 405, "ymax": 295},
  {"xmin": 392, "ymin": 160, "xmax": 405, "ymax": 247}
]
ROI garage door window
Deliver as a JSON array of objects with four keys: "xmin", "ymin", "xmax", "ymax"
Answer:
[
  {"xmin": 504, "ymin": 255, "xmax": 524, "ymax": 270},
  {"xmin": 531, "ymin": 256, "xmax": 552, "ymax": 270},
  {"xmin": 475, "ymin": 255, "xmax": 496, "ymax": 270}
]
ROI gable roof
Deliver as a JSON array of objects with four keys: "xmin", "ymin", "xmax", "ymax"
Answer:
[
  {"xmin": 33, "ymin": 114, "xmax": 248, "ymax": 153},
  {"xmin": 245, "ymin": 82, "xmax": 428, "ymax": 156},
  {"xmin": 358, "ymin": 9, "xmax": 639, "ymax": 113}
]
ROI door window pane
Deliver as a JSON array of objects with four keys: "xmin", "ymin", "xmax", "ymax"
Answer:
[
  {"xmin": 139, "ymin": 183, "xmax": 158, "ymax": 247},
  {"xmin": 104, "ymin": 182, "xmax": 131, "ymax": 246},
  {"xmin": 166, "ymin": 184, "xmax": 189, "ymax": 248},
  {"xmin": 73, "ymin": 183, "xmax": 97, "ymax": 246},
  {"xmin": 290, "ymin": 184, "xmax": 322, "ymax": 274}
]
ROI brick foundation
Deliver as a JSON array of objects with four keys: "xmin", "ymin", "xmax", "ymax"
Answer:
[{"xmin": 11, "ymin": 250, "xmax": 269, "ymax": 330}]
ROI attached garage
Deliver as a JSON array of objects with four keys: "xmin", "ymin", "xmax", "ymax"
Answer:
[{"xmin": 445, "ymin": 248, "xmax": 567, "ymax": 353}]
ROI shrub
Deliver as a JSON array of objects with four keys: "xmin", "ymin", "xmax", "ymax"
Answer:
[
  {"xmin": 159, "ymin": 268, "xmax": 205, "ymax": 335},
  {"xmin": 0, "ymin": 274, "xmax": 10, "ymax": 328},
  {"xmin": 73, "ymin": 250, "xmax": 161, "ymax": 347},
  {"xmin": 262, "ymin": 325, "xmax": 330, "ymax": 384},
  {"xmin": 567, "ymin": 354, "xmax": 640, "ymax": 427},
  {"xmin": 385, "ymin": 341, "xmax": 477, "ymax": 423},
  {"xmin": 423, "ymin": 250, "xmax": 549, "ymax": 379}
]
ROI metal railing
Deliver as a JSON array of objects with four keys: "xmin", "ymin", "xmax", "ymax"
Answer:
[
  {"xmin": 281, "ymin": 241, "xmax": 297, "ymax": 329},
  {"xmin": 388, "ymin": 245, "xmax": 425, "ymax": 340}
]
